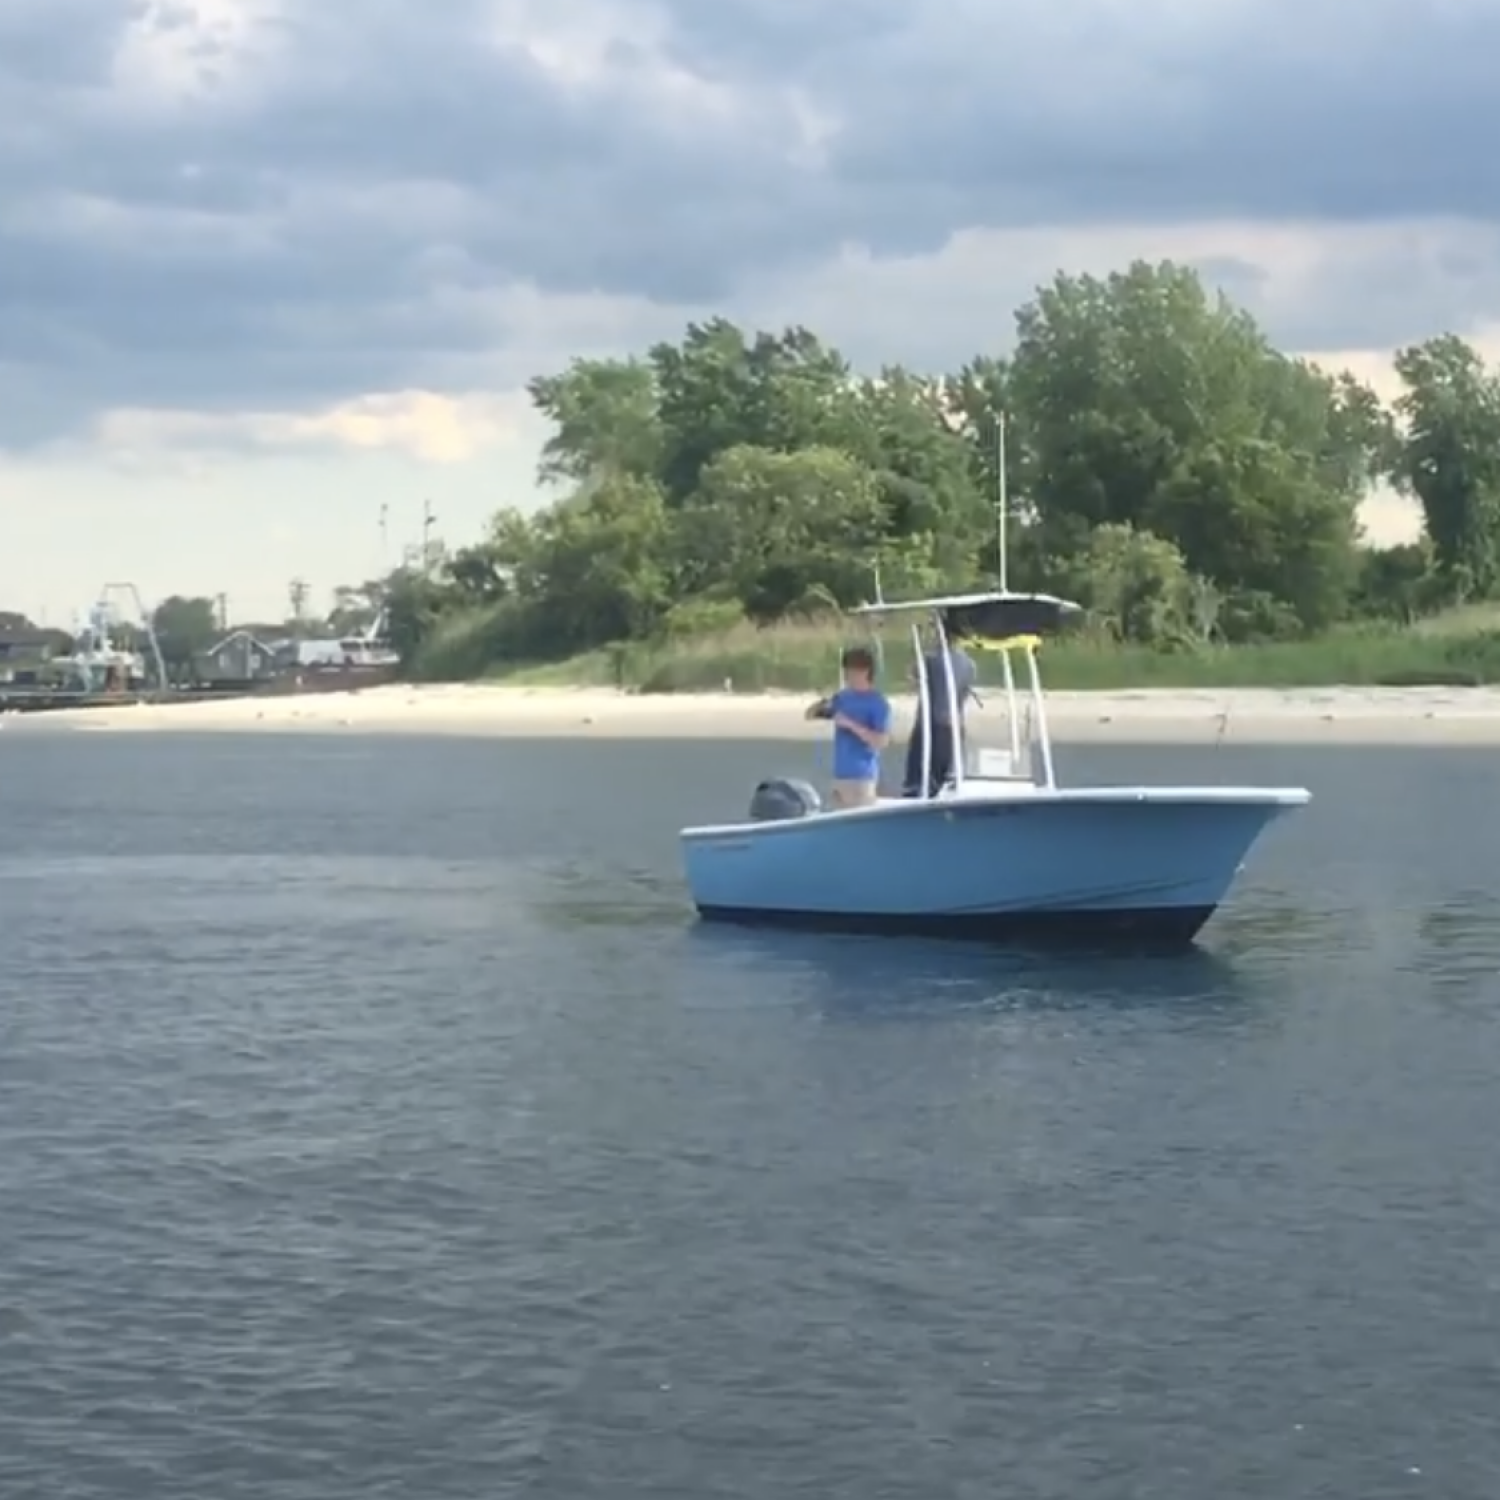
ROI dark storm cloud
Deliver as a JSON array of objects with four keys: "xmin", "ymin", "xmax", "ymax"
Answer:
[
  {"xmin": 774, "ymin": 2, "xmax": 1500, "ymax": 233},
  {"xmin": 3, "ymin": 0, "xmax": 1499, "ymax": 447}
]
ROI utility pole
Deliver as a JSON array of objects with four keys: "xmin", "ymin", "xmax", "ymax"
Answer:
[
  {"xmin": 379, "ymin": 503, "xmax": 389, "ymax": 573},
  {"xmin": 216, "ymin": 593, "xmax": 228, "ymax": 632},
  {"xmin": 288, "ymin": 578, "xmax": 309, "ymax": 634},
  {"xmin": 421, "ymin": 500, "xmax": 437, "ymax": 575}
]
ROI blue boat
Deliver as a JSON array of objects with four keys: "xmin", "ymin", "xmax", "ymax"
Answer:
[{"xmin": 679, "ymin": 590, "xmax": 1310, "ymax": 947}]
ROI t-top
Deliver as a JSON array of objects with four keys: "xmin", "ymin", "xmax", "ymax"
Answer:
[{"xmin": 830, "ymin": 686, "xmax": 891, "ymax": 782}]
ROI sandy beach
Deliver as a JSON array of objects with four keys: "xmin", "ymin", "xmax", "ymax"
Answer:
[{"xmin": 7, "ymin": 682, "xmax": 1500, "ymax": 743}]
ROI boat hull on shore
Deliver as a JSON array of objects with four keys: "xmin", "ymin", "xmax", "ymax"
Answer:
[{"xmin": 681, "ymin": 786, "xmax": 1308, "ymax": 947}]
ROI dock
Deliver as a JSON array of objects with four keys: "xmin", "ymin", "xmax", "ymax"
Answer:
[{"xmin": 0, "ymin": 666, "xmax": 399, "ymax": 716}]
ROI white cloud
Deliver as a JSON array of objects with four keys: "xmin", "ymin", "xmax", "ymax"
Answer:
[
  {"xmin": 8, "ymin": 0, "xmax": 1500, "ymax": 443},
  {"xmin": 11, "ymin": 0, "xmax": 1500, "ymax": 614},
  {"xmin": 485, "ymin": 0, "xmax": 738, "ymax": 115},
  {"xmin": 92, "ymin": 390, "xmax": 534, "ymax": 464},
  {"xmin": 46, "ymin": 212, "xmax": 1473, "ymax": 552},
  {"xmin": 110, "ymin": 0, "xmax": 286, "ymax": 111}
]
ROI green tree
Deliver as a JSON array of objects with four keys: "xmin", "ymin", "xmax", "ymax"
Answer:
[
  {"xmin": 939, "ymin": 355, "xmax": 1025, "ymax": 551},
  {"xmin": 383, "ymin": 570, "xmax": 455, "ymax": 662},
  {"xmin": 1007, "ymin": 262, "xmax": 1251, "ymax": 534},
  {"xmin": 672, "ymin": 445, "xmax": 885, "ymax": 621},
  {"xmin": 150, "ymin": 595, "xmax": 220, "ymax": 673},
  {"xmin": 1145, "ymin": 437, "xmax": 1359, "ymax": 632},
  {"xmin": 1353, "ymin": 541, "xmax": 1441, "ymax": 624},
  {"xmin": 442, "ymin": 544, "xmax": 512, "ymax": 605},
  {"xmin": 0, "ymin": 612, "xmax": 72, "ymax": 658},
  {"xmin": 854, "ymin": 368, "xmax": 989, "ymax": 581},
  {"xmin": 1062, "ymin": 523, "xmax": 1200, "ymax": 645},
  {"xmin": 370, "ymin": 263, "xmax": 1500, "ymax": 676},
  {"xmin": 651, "ymin": 321, "xmax": 864, "ymax": 502},
  {"xmin": 526, "ymin": 357, "xmax": 663, "ymax": 484},
  {"xmin": 1393, "ymin": 335, "xmax": 1500, "ymax": 598},
  {"xmin": 1007, "ymin": 259, "xmax": 1369, "ymax": 629},
  {"xmin": 510, "ymin": 475, "xmax": 674, "ymax": 652}
]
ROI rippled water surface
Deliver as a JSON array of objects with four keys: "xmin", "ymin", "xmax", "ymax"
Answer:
[{"xmin": 1, "ymin": 731, "xmax": 1498, "ymax": 1498}]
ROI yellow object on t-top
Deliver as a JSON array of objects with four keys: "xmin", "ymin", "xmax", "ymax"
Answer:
[{"xmin": 967, "ymin": 633, "xmax": 1042, "ymax": 653}]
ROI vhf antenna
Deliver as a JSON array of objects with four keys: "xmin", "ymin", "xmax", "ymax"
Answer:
[{"xmin": 995, "ymin": 409, "xmax": 1008, "ymax": 593}]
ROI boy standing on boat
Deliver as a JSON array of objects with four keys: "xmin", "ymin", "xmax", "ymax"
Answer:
[{"xmin": 805, "ymin": 645, "xmax": 892, "ymax": 807}]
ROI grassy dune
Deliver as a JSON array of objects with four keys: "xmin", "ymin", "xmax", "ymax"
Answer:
[{"xmin": 407, "ymin": 603, "xmax": 1500, "ymax": 692}]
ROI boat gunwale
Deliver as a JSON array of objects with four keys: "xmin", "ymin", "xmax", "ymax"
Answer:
[{"xmin": 680, "ymin": 783, "xmax": 1310, "ymax": 841}]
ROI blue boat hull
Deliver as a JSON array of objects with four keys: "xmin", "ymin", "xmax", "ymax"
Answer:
[{"xmin": 681, "ymin": 790, "xmax": 1306, "ymax": 947}]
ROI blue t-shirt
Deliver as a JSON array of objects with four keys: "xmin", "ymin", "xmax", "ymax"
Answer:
[{"xmin": 830, "ymin": 686, "xmax": 891, "ymax": 781}]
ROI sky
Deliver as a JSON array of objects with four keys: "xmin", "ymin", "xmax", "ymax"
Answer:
[{"xmin": 4, "ymin": 0, "xmax": 1498, "ymax": 627}]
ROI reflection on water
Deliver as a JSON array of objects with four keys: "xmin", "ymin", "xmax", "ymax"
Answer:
[
  {"xmin": 681, "ymin": 921, "xmax": 1257, "ymax": 1019},
  {"xmin": 531, "ymin": 860, "xmax": 687, "ymax": 931},
  {"xmin": 536, "ymin": 856, "xmax": 1260, "ymax": 1019}
]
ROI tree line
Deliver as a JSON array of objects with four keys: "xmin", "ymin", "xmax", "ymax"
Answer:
[
  {"xmin": 378, "ymin": 260, "xmax": 1500, "ymax": 668},
  {"xmin": 14, "ymin": 258, "xmax": 1499, "ymax": 677}
]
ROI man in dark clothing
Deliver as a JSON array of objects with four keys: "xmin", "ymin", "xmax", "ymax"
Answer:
[{"xmin": 901, "ymin": 623, "xmax": 977, "ymax": 797}]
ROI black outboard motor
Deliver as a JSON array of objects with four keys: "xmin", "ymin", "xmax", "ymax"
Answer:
[{"xmin": 748, "ymin": 777, "xmax": 822, "ymax": 821}]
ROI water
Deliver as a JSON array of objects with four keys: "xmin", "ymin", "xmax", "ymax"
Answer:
[{"xmin": 1, "ymin": 731, "xmax": 1497, "ymax": 1499}]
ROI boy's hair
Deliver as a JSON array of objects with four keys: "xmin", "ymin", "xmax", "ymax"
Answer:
[{"xmin": 841, "ymin": 645, "xmax": 876, "ymax": 676}]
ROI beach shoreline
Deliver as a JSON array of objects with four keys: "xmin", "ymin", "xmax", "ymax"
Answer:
[{"xmin": 7, "ymin": 682, "xmax": 1500, "ymax": 743}]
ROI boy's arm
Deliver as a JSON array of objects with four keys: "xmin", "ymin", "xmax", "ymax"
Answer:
[{"xmin": 836, "ymin": 697, "xmax": 891, "ymax": 748}]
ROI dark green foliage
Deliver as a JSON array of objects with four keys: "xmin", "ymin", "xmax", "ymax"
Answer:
[
  {"xmin": 1393, "ymin": 335, "xmax": 1500, "ymax": 599},
  {"xmin": 150, "ymin": 595, "xmax": 221, "ymax": 678},
  {"xmin": 364, "ymin": 259, "xmax": 1500, "ymax": 676}
]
